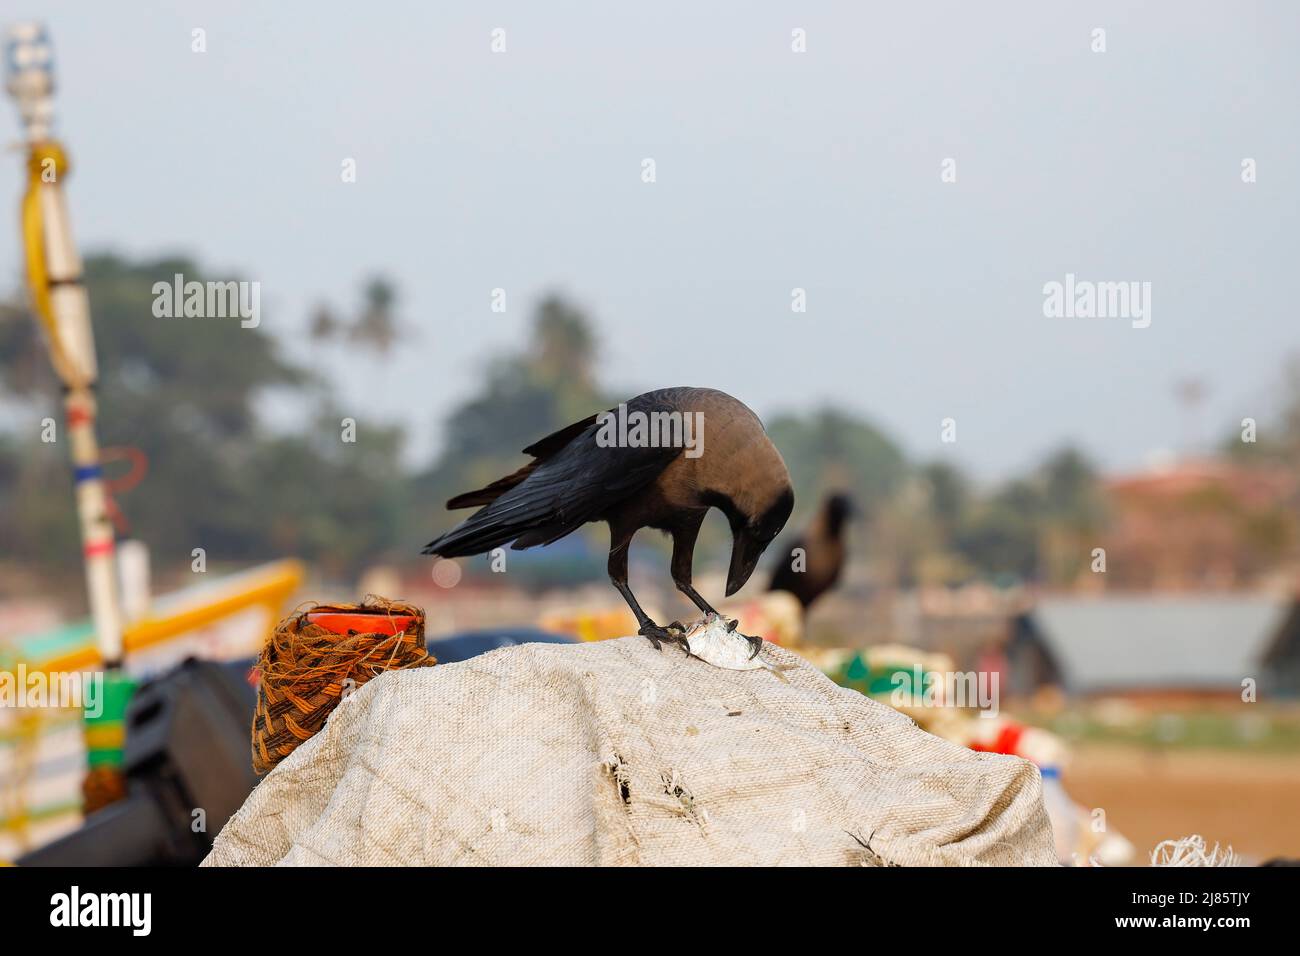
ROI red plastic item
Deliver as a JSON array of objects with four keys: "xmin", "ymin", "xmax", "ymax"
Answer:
[
  {"xmin": 305, "ymin": 612, "xmax": 416, "ymax": 636},
  {"xmin": 969, "ymin": 721, "xmax": 1027, "ymax": 757}
]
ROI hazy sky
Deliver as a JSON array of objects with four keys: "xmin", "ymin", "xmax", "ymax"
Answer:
[{"xmin": 2, "ymin": 1, "xmax": 1297, "ymax": 481}]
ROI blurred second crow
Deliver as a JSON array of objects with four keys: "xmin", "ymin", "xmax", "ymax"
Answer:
[{"xmin": 767, "ymin": 492, "xmax": 855, "ymax": 612}]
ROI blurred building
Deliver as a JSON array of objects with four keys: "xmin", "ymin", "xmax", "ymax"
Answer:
[
  {"xmin": 1100, "ymin": 461, "xmax": 1297, "ymax": 591},
  {"xmin": 1008, "ymin": 594, "xmax": 1300, "ymax": 698}
]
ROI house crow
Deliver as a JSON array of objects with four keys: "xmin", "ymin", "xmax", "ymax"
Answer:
[{"xmin": 423, "ymin": 387, "xmax": 794, "ymax": 654}]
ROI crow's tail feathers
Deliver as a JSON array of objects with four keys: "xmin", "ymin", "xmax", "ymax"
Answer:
[
  {"xmin": 421, "ymin": 520, "xmax": 515, "ymax": 557},
  {"xmin": 422, "ymin": 503, "xmax": 553, "ymax": 557}
]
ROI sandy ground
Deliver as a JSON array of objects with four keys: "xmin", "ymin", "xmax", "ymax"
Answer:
[{"xmin": 1063, "ymin": 743, "xmax": 1300, "ymax": 864}]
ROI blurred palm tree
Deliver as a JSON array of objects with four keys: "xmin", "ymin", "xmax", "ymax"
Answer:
[
  {"xmin": 348, "ymin": 275, "xmax": 401, "ymax": 353},
  {"xmin": 533, "ymin": 294, "xmax": 596, "ymax": 389}
]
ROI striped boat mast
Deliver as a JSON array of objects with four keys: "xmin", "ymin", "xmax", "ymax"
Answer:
[{"xmin": 5, "ymin": 22, "xmax": 124, "ymax": 664}]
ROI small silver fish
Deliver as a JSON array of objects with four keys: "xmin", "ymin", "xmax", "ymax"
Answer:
[{"xmin": 683, "ymin": 616, "xmax": 792, "ymax": 679}]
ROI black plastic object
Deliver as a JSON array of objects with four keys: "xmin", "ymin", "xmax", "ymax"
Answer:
[
  {"xmin": 426, "ymin": 628, "xmax": 577, "ymax": 665},
  {"xmin": 18, "ymin": 657, "xmax": 259, "ymax": 867}
]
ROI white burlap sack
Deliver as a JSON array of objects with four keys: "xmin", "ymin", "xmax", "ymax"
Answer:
[{"xmin": 203, "ymin": 637, "xmax": 1056, "ymax": 866}]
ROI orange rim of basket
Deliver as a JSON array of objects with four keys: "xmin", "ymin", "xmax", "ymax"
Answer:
[{"xmin": 305, "ymin": 612, "xmax": 417, "ymax": 636}]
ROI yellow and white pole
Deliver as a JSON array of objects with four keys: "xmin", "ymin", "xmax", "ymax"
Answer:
[{"xmin": 7, "ymin": 23, "xmax": 124, "ymax": 664}]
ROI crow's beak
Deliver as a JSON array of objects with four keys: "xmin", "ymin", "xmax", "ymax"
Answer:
[{"xmin": 726, "ymin": 528, "xmax": 765, "ymax": 596}]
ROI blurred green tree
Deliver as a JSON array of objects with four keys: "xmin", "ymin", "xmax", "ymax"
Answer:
[
  {"xmin": 766, "ymin": 407, "xmax": 908, "ymax": 527},
  {"xmin": 954, "ymin": 478, "xmax": 1046, "ymax": 583},
  {"xmin": 919, "ymin": 460, "xmax": 970, "ymax": 536},
  {"xmin": 413, "ymin": 294, "xmax": 610, "ymax": 514},
  {"xmin": 0, "ymin": 254, "xmax": 407, "ymax": 600}
]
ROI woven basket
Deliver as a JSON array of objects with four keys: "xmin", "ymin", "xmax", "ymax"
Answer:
[{"xmin": 251, "ymin": 597, "xmax": 435, "ymax": 775}]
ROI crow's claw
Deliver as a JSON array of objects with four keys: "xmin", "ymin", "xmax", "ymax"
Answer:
[
  {"xmin": 665, "ymin": 621, "xmax": 693, "ymax": 654},
  {"xmin": 639, "ymin": 621, "xmax": 664, "ymax": 651},
  {"xmin": 640, "ymin": 621, "xmax": 687, "ymax": 653},
  {"xmin": 744, "ymin": 634, "xmax": 764, "ymax": 660}
]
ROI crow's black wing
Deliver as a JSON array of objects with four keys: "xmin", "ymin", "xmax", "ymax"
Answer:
[
  {"xmin": 423, "ymin": 396, "xmax": 687, "ymax": 557},
  {"xmin": 520, "ymin": 414, "xmax": 600, "ymax": 458}
]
